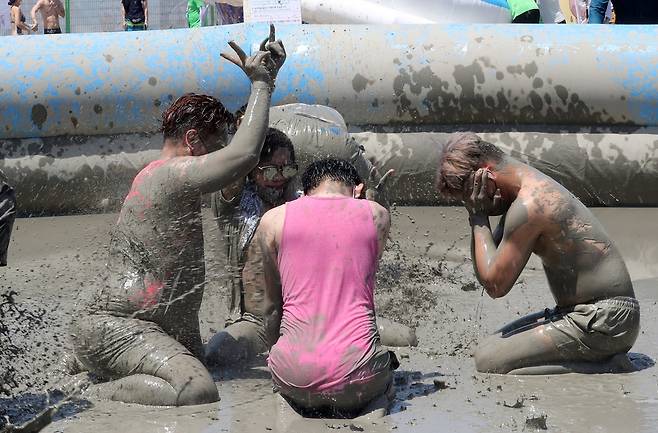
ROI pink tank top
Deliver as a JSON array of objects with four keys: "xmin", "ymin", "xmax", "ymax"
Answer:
[{"xmin": 268, "ymin": 196, "xmax": 380, "ymax": 392}]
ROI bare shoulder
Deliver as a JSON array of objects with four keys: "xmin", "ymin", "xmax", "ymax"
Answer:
[
  {"xmin": 260, "ymin": 204, "xmax": 286, "ymax": 231},
  {"xmin": 367, "ymin": 200, "xmax": 389, "ymax": 224}
]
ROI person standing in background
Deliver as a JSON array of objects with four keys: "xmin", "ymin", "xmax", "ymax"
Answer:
[
  {"xmin": 8, "ymin": 0, "xmax": 32, "ymax": 35},
  {"xmin": 121, "ymin": 0, "xmax": 147, "ymax": 31},
  {"xmin": 589, "ymin": 0, "xmax": 658, "ymax": 24},
  {"xmin": 30, "ymin": 0, "xmax": 65, "ymax": 34},
  {"xmin": 508, "ymin": 0, "xmax": 540, "ymax": 23},
  {"xmin": 216, "ymin": 1, "xmax": 243, "ymax": 24},
  {"xmin": 186, "ymin": 0, "xmax": 207, "ymax": 28},
  {"xmin": 536, "ymin": 0, "xmax": 566, "ymax": 23}
]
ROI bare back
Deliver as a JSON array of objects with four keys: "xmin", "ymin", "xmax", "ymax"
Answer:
[
  {"xmin": 512, "ymin": 166, "xmax": 634, "ymax": 306},
  {"xmin": 92, "ymin": 158, "xmax": 206, "ymax": 326}
]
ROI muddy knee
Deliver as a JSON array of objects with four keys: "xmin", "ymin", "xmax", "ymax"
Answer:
[
  {"xmin": 175, "ymin": 375, "xmax": 219, "ymax": 406},
  {"xmin": 164, "ymin": 355, "xmax": 219, "ymax": 406},
  {"xmin": 377, "ymin": 317, "xmax": 418, "ymax": 347},
  {"xmin": 474, "ymin": 339, "xmax": 506, "ymax": 374},
  {"xmin": 205, "ymin": 321, "xmax": 267, "ymax": 366}
]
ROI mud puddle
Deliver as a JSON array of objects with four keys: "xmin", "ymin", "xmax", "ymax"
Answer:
[{"xmin": 0, "ymin": 207, "xmax": 656, "ymax": 433}]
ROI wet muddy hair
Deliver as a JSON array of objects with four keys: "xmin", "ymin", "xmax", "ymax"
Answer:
[
  {"xmin": 436, "ymin": 132, "xmax": 504, "ymax": 198},
  {"xmin": 302, "ymin": 158, "xmax": 362, "ymax": 194},
  {"xmin": 259, "ymin": 128, "xmax": 295, "ymax": 163},
  {"xmin": 161, "ymin": 93, "xmax": 232, "ymax": 145}
]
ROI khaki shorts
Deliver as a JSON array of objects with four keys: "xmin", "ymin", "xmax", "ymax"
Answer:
[
  {"xmin": 546, "ymin": 296, "xmax": 640, "ymax": 361},
  {"xmin": 71, "ymin": 313, "xmax": 193, "ymax": 380},
  {"xmin": 273, "ymin": 346, "xmax": 398, "ymax": 415}
]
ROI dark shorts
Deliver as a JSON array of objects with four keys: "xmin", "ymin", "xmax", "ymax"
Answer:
[
  {"xmin": 125, "ymin": 22, "xmax": 146, "ymax": 31},
  {"xmin": 71, "ymin": 313, "xmax": 193, "ymax": 380},
  {"xmin": 513, "ymin": 9, "xmax": 541, "ymax": 23},
  {"xmin": 273, "ymin": 346, "xmax": 398, "ymax": 414},
  {"xmin": 546, "ymin": 296, "xmax": 640, "ymax": 360},
  {"xmin": 0, "ymin": 182, "xmax": 16, "ymax": 267},
  {"xmin": 44, "ymin": 28, "xmax": 62, "ymax": 34}
]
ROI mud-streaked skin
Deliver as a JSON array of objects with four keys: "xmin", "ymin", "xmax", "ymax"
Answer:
[
  {"xmin": 71, "ymin": 21, "xmax": 285, "ymax": 402},
  {"xmin": 446, "ymin": 156, "xmax": 638, "ymax": 374}
]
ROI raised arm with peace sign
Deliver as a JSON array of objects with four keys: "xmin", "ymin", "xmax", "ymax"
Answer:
[{"xmin": 221, "ymin": 24, "xmax": 286, "ymax": 89}]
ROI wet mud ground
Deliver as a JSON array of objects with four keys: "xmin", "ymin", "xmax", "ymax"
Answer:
[{"xmin": 1, "ymin": 206, "xmax": 657, "ymax": 433}]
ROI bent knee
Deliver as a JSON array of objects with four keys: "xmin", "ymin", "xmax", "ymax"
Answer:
[
  {"xmin": 474, "ymin": 342, "xmax": 508, "ymax": 374},
  {"xmin": 165, "ymin": 354, "xmax": 219, "ymax": 406},
  {"xmin": 175, "ymin": 376, "xmax": 219, "ymax": 406}
]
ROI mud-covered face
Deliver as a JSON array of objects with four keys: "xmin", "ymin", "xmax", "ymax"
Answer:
[
  {"xmin": 253, "ymin": 148, "xmax": 295, "ymax": 189},
  {"xmin": 461, "ymin": 169, "xmax": 507, "ymax": 215},
  {"xmin": 252, "ymin": 148, "xmax": 295, "ymax": 205}
]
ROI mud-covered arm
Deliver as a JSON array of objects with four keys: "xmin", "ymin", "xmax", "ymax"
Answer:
[
  {"xmin": 178, "ymin": 28, "xmax": 286, "ymax": 194},
  {"xmin": 258, "ymin": 210, "xmax": 283, "ymax": 348},
  {"xmin": 30, "ymin": 1, "xmax": 40, "ymax": 26},
  {"xmin": 368, "ymin": 201, "xmax": 391, "ymax": 262},
  {"xmin": 492, "ymin": 213, "xmax": 506, "ymax": 247},
  {"xmin": 365, "ymin": 167, "xmax": 395, "ymax": 210},
  {"xmin": 179, "ymin": 83, "xmax": 271, "ymax": 195},
  {"xmin": 470, "ymin": 201, "xmax": 539, "ymax": 299}
]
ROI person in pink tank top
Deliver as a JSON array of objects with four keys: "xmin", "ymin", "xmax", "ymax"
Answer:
[{"xmin": 255, "ymin": 158, "xmax": 398, "ymax": 419}]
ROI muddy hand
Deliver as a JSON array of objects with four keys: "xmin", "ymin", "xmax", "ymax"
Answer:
[
  {"xmin": 221, "ymin": 39, "xmax": 277, "ymax": 87},
  {"xmin": 259, "ymin": 24, "xmax": 286, "ymax": 81},
  {"xmin": 466, "ymin": 168, "xmax": 500, "ymax": 215},
  {"xmin": 365, "ymin": 167, "xmax": 395, "ymax": 205}
]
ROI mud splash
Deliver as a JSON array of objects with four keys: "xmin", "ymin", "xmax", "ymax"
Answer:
[{"xmin": 0, "ymin": 207, "xmax": 656, "ymax": 432}]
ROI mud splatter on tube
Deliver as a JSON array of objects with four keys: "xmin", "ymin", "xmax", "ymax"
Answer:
[{"xmin": 0, "ymin": 24, "xmax": 656, "ymax": 212}]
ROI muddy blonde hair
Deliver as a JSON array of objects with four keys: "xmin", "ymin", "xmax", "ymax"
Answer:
[{"xmin": 436, "ymin": 132, "xmax": 504, "ymax": 198}]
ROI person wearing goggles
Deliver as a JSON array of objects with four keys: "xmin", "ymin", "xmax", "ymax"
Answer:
[{"xmin": 207, "ymin": 127, "xmax": 299, "ymax": 367}]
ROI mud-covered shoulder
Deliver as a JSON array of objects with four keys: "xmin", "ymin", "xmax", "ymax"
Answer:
[
  {"xmin": 515, "ymin": 176, "xmax": 575, "ymax": 226},
  {"xmin": 367, "ymin": 200, "xmax": 389, "ymax": 224}
]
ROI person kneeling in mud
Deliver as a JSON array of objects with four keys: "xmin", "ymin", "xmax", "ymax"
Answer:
[
  {"xmin": 70, "ymin": 27, "xmax": 286, "ymax": 406},
  {"xmin": 205, "ymin": 127, "xmax": 300, "ymax": 366},
  {"xmin": 436, "ymin": 133, "xmax": 640, "ymax": 375},
  {"xmin": 256, "ymin": 158, "xmax": 398, "ymax": 417},
  {"xmin": 206, "ymin": 120, "xmax": 416, "ymax": 367},
  {"xmin": 0, "ymin": 170, "xmax": 16, "ymax": 267}
]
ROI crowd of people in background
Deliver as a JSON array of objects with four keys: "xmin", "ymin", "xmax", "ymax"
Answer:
[
  {"xmin": 119, "ymin": 0, "xmax": 244, "ymax": 31},
  {"xmin": 509, "ymin": 0, "xmax": 658, "ymax": 23},
  {"xmin": 5, "ymin": 0, "xmax": 658, "ymax": 36},
  {"xmin": 7, "ymin": 0, "xmax": 64, "ymax": 35}
]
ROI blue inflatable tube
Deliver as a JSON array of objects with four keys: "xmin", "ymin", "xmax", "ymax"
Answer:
[{"xmin": 0, "ymin": 23, "xmax": 656, "ymax": 140}]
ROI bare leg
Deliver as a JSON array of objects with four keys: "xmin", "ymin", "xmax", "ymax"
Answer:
[
  {"xmin": 475, "ymin": 316, "xmax": 636, "ymax": 374},
  {"xmin": 72, "ymin": 315, "xmax": 218, "ymax": 406},
  {"xmin": 353, "ymin": 380, "xmax": 395, "ymax": 422},
  {"xmin": 507, "ymin": 354, "xmax": 637, "ymax": 375},
  {"xmin": 475, "ymin": 319, "xmax": 569, "ymax": 374},
  {"xmin": 377, "ymin": 317, "xmax": 417, "ymax": 347},
  {"xmin": 85, "ymin": 353, "xmax": 218, "ymax": 406}
]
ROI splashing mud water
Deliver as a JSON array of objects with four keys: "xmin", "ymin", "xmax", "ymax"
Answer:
[{"xmin": 0, "ymin": 207, "xmax": 656, "ymax": 432}]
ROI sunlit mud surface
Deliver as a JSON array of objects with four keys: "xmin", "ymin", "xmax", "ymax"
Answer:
[{"xmin": 1, "ymin": 206, "xmax": 656, "ymax": 433}]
